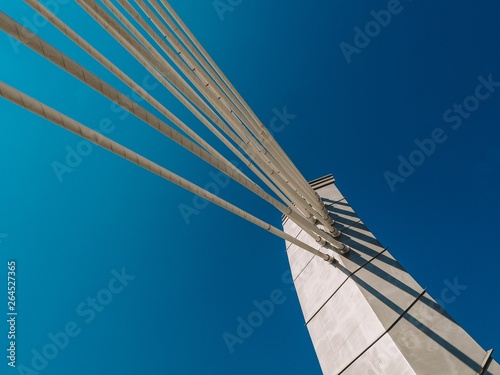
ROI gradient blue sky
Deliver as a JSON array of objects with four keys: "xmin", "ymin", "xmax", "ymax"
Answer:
[{"xmin": 1, "ymin": 1, "xmax": 500, "ymax": 374}]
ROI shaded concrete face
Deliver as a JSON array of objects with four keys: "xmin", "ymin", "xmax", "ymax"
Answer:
[{"xmin": 283, "ymin": 175, "xmax": 498, "ymax": 375}]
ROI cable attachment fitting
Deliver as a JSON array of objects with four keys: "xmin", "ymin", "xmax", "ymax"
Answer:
[
  {"xmin": 324, "ymin": 255, "xmax": 337, "ymax": 264},
  {"xmin": 330, "ymin": 227, "xmax": 341, "ymax": 238},
  {"xmin": 338, "ymin": 243, "xmax": 350, "ymax": 254},
  {"xmin": 315, "ymin": 236, "xmax": 327, "ymax": 246}
]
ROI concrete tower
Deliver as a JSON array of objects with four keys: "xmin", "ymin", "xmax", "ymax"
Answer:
[{"xmin": 284, "ymin": 174, "xmax": 499, "ymax": 374}]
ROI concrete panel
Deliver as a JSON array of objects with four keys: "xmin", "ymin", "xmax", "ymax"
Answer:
[
  {"xmin": 334, "ymin": 306, "xmax": 387, "ymax": 370},
  {"xmin": 307, "ymin": 314, "xmax": 342, "ymax": 375},
  {"xmin": 286, "ymin": 229, "xmax": 321, "ymax": 280},
  {"xmin": 306, "ymin": 278, "xmax": 384, "ymax": 374},
  {"xmin": 343, "ymin": 334, "xmax": 416, "ymax": 375},
  {"xmin": 389, "ymin": 293, "xmax": 489, "ymax": 375},
  {"xmin": 283, "ymin": 216, "xmax": 306, "ymax": 241},
  {"xmin": 293, "ymin": 253, "xmax": 348, "ymax": 321},
  {"xmin": 346, "ymin": 250, "xmax": 426, "ymax": 329}
]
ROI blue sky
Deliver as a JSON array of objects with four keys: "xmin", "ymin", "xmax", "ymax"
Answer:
[{"xmin": 1, "ymin": 1, "xmax": 499, "ymax": 374}]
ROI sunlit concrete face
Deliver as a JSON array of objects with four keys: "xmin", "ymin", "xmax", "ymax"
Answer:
[{"xmin": 283, "ymin": 174, "xmax": 499, "ymax": 375}]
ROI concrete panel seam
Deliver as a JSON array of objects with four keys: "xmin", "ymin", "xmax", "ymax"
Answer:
[
  {"xmin": 324, "ymin": 197, "xmax": 349, "ymax": 207},
  {"xmin": 343, "ymin": 246, "xmax": 389, "ymax": 275},
  {"xmin": 337, "ymin": 288, "xmax": 428, "ymax": 374},
  {"xmin": 293, "ymin": 256, "xmax": 316, "ymax": 283},
  {"xmin": 339, "ymin": 218, "xmax": 363, "ymax": 234},
  {"xmin": 304, "ymin": 248, "xmax": 389, "ymax": 326},
  {"xmin": 285, "ymin": 228, "xmax": 305, "ymax": 251}
]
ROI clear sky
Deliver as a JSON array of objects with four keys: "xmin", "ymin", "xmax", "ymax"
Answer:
[{"xmin": 1, "ymin": 1, "xmax": 499, "ymax": 374}]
